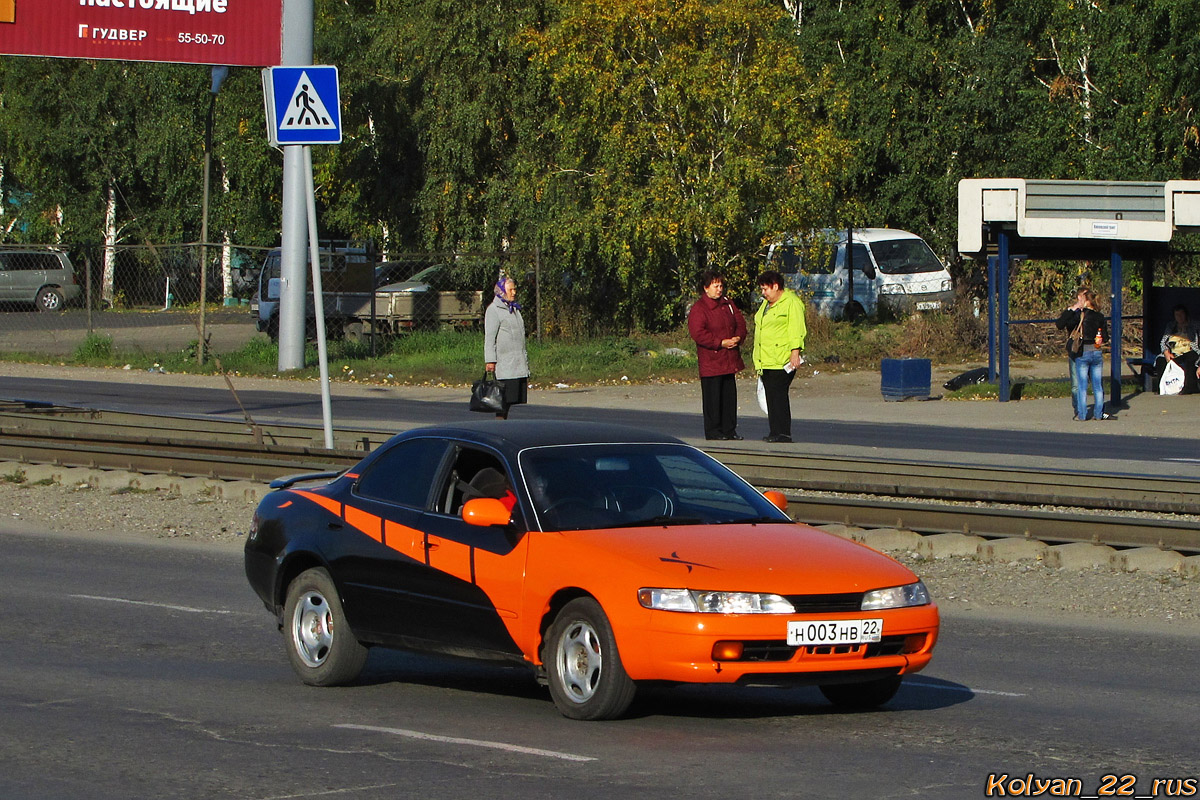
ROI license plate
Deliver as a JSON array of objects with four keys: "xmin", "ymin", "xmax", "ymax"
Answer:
[
  {"xmin": 787, "ymin": 619, "xmax": 882, "ymax": 646},
  {"xmin": 916, "ymin": 300, "xmax": 941, "ymax": 311}
]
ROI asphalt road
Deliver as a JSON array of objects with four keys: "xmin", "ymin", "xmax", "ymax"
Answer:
[
  {"xmin": 2, "ymin": 529, "xmax": 1196, "ymax": 799},
  {"xmin": 5, "ymin": 374, "xmax": 1200, "ymax": 475}
]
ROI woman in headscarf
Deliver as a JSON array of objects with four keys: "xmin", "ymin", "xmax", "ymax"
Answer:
[{"xmin": 483, "ymin": 274, "xmax": 529, "ymax": 419}]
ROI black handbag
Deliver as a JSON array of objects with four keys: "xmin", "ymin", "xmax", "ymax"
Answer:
[{"xmin": 470, "ymin": 371, "xmax": 507, "ymax": 412}]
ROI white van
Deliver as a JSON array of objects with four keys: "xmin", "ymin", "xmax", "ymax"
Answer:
[{"xmin": 768, "ymin": 228, "xmax": 953, "ymax": 320}]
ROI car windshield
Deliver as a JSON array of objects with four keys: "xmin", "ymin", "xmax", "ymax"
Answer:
[
  {"xmin": 519, "ymin": 443, "xmax": 791, "ymax": 531},
  {"xmin": 867, "ymin": 239, "xmax": 944, "ymax": 275}
]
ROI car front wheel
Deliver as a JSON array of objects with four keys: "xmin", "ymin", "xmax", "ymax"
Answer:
[
  {"xmin": 35, "ymin": 287, "xmax": 65, "ymax": 312},
  {"xmin": 283, "ymin": 567, "xmax": 368, "ymax": 686},
  {"xmin": 545, "ymin": 598, "xmax": 636, "ymax": 720},
  {"xmin": 819, "ymin": 674, "xmax": 902, "ymax": 710}
]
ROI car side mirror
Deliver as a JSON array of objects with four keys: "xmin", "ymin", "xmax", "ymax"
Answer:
[
  {"xmin": 861, "ymin": 262, "xmax": 876, "ymax": 280},
  {"xmin": 462, "ymin": 497, "xmax": 512, "ymax": 527},
  {"xmin": 762, "ymin": 490, "xmax": 788, "ymax": 512}
]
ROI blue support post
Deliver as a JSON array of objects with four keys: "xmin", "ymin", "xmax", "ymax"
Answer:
[
  {"xmin": 1141, "ymin": 257, "xmax": 1154, "ymax": 391},
  {"xmin": 1110, "ymin": 246, "xmax": 1123, "ymax": 405},
  {"xmin": 997, "ymin": 230, "xmax": 1010, "ymax": 402},
  {"xmin": 986, "ymin": 255, "xmax": 997, "ymax": 382}
]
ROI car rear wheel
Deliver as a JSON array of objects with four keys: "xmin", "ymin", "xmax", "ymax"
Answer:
[
  {"xmin": 35, "ymin": 286, "xmax": 64, "ymax": 312},
  {"xmin": 283, "ymin": 567, "xmax": 368, "ymax": 686},
  {"xmin": 546, "ymin": 598, "xmax": 636, "ymax": 720},
  {"xmin": 819, "ymin": 675, "xmax": 902, "ymax": 710}
]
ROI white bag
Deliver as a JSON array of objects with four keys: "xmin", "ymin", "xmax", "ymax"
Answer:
[
  {"xmin": 1160, "ymin": 359, "xmax": 1185, "ymax": 396},
  {"xmin": 756, "ymin": 377, "xmax": 768, "ymax": 414}
]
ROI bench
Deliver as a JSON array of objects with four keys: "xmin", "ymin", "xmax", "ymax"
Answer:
[{"xmin": 1126, "ymin": 357, "xmax": 1156, "ymax": 392}]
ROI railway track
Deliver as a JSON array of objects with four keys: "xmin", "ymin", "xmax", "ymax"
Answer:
[{"xmin": 2, "ymin": 402, "xmax": 1197, "ymax": 554}]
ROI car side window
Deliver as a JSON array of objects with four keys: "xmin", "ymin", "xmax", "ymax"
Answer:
[
  {"xmin": 435, "ymin": 447, "xmax": 515, "ymax": 514},
  {"xmin": 0, "ymin": 252, "xmax": 52, "ymax": 271},
  {"xmin": 354, "ymin": 438, "xmax": 448, "ymax": 508},
  {"xmin": 842, "ymin": 243, "xmax": 872, "ymax": 275}
]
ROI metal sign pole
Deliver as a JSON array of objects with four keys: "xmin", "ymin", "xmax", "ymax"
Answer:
[
  {"xmin": 303, "ymin": 146, "xmax": 335, "ymax": 448},
  {"xmin": 277, "ymin": 0, "xmax": 313, "ymax": 372}
]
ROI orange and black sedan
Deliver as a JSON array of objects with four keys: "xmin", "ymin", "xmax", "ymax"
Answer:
[{"xmin": 245, "ymin": 421, "xmax": 939, "ymax": 720}]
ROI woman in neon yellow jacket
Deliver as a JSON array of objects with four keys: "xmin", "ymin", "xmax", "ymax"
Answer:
[{"xmin": 752, "ymin": 270, "xmax": 806, "ymax": 443}]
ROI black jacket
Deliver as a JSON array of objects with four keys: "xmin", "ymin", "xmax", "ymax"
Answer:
[{"xmin": 1055, "ymin": 307, "xmax": 1107, "ymax": 348}]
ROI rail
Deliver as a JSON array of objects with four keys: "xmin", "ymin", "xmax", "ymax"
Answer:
[{"xmin": 1, "ymin": 402, "xmax": 1197, "ymax": 554}]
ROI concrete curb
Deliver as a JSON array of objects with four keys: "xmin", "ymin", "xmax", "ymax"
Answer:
[
  {"xmin": 0, "ymin": 462, "xmax": 269, "ymax": 504},
  {"xmin": 815, "ymin": 521, "xmax": 1197, "ymax": 578},
  {"xmin": 2, "ymin": 461, "xmax": 1196, "ymax": 578}
]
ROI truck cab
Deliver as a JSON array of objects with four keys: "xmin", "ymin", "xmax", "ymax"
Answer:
[{"xmin": 769, "ymin": 228, "xmax": 953, "ymax": 320}]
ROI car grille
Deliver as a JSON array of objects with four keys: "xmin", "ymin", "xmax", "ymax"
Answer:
[
  {"xmin": 735, "ymin": 634, "xmax": 914, "ymax": 662},
  {"xmin": 782, "ymin": 592, "xmax": 863, "ymax": 613}
]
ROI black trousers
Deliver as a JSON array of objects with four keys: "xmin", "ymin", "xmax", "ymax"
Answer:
[
  {"xmin": 760, "ymin": 369, "xmax": 795, "ymax": 437},
  {"xmin": 700, "ymin": 373, "xmax": 738, "ymax": 438}
]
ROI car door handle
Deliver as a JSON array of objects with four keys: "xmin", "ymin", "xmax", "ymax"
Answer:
[
  {"xmin": 424, "ymin": 541, "xmax": 439, "ymax": 551},
  {"xmin": 327, "ymin": 521, "xmax": 343, "ymax": 530}
]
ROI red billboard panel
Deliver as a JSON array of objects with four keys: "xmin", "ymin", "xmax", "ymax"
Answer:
[{"xmin": 0, "ymin": 0, "xmax": 282, "ymax": 66}]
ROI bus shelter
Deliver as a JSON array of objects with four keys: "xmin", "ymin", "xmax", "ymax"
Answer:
[{"xmin": 958, "ymin": 178, "xmax": 1200, "ymax": 402}]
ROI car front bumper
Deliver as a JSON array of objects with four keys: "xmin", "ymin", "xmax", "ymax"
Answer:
[
  {"xmin": 616, "ymin": 604, "xmax": 939, "ymax": 684},
  {"xmin": 879, "ymin": 290, "xmax": 955, "ymax": 315}
]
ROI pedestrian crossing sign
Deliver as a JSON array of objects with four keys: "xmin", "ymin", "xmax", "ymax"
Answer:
[{"xmin": 262, "ymin": 65, "xmax": 342, "ymax": 146}]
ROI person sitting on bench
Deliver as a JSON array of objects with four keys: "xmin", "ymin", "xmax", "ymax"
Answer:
[{"xmin": 1152, "ymin": 304, "xmax": 1200, "ymax": 394}]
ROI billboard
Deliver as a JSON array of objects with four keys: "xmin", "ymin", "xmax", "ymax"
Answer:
[{"xmin": 0, "ymin": 0, "xmax": 282, "ymax": 66}]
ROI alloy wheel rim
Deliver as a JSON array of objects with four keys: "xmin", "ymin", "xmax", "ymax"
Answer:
[
  {"xmin": 557, "ymin": 620, "xmax": 602, "ymax": 702},
  {"xmin": 292, "ymin": 591, "xmax": 333, "ymax": 667}
]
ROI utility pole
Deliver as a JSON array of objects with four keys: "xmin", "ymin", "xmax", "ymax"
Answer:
[{"xmin": 277, "ymin": 0, "xmax": 313, "ymax": 371}]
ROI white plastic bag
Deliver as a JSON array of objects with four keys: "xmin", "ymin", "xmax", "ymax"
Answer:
[
  {"xmin": 756, "ymin": 377, "xmax": 768, "ymax": 414},
  {"xmin": 1160, "ymin": 359, "xmax": 1185, "ymax": 396}
]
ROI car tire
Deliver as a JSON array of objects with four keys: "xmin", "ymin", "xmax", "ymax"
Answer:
[
  {"xmin": 282, "ymin": 567, "xmax": 368, "ymax": 687},
  {"xmin": 843, "ymin": 301, "xmax": 866, "ymax": 322},
  {"xmin": 819, "ymin": 675, "xmax": 902, "ymax": 710},
  {"xmin": 545, "ymin": 598, "xmax": 636, "ymax": 720},
  {"xmin": 35, "ymin": 286, "xmax": 65, "ymax": 312}
]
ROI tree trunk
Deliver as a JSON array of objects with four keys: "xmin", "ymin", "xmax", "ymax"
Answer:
[{"xmin": 102, "ymin": 182, "xmax": 118, "ymax": 306}]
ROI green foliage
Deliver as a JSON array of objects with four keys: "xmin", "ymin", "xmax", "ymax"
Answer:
[
  {"xmin": 73, "ymin": 333, "xmax": 114, "ymax": 363},
  {"xmin": 3, "ymin": 0, "xmax": 1200, "ymax": 329},
  {"xmin": 521, "ymin": 0, "xmax": 852, "ymax": 330}
]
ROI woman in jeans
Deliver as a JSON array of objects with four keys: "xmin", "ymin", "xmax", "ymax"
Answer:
[{"xmin": 1055, "ymin": 287, "xmax": 1113, "ymax": 422}]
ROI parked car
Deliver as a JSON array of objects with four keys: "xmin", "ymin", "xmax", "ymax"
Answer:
[
  {"xmin": 768, "ymin": 228, "xmax": 953, "ymax": 320},
  {"xmin": 0, "ymin": 247, "xmax": 81, "ymax": 311},
  {"xmin": 244, "ymin": 421, "xmax": 940, "ymax": 720}
]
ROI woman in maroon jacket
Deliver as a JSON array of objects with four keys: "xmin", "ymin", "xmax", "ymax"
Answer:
[{"xmin": 687, "ymin": 270, "xmax": 748, "ymax": 440}]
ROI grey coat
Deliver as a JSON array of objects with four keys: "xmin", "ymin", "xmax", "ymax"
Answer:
[{"xmin": 484, "ymin": 296, "xmax": 529, "ymax": 380}]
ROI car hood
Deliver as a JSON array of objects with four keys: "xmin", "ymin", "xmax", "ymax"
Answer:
[
  {"xmin": 557, "ymin": 522, "xmax": 920, "ymax": 594},
  {"xmin": 376, "ymin": 280, "xmax": 430, "ymax": 293}
]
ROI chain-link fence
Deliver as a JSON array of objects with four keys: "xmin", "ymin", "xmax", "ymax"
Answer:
[{"xmin": 0, "ymin": 242, "xmax": 542, "ymax": 359}]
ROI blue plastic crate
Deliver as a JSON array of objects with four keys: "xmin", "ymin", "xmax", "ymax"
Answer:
[{"xmin": 881, "ymin": 358, "xmax": 931, "ymax": 401}]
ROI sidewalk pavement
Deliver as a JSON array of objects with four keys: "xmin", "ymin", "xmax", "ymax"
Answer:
[{"xmin": 3, "ymin": 357, "xmax": 1197, "ymax": 465}]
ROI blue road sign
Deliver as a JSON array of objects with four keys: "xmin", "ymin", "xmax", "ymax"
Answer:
[{"xmin": 262, "ymin": 66, "xmax": 341, "ymax": 146}]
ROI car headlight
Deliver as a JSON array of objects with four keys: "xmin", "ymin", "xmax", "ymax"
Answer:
[
  {"xmin": 940, "ymin": 279, "xmax": 952, "ymax": 292},
  {"xmin": 879, "ymin": 283, "xmax": 906, "ymax": 295},
  {"xmin": 860, "ymin": 581, "xmax": 930, "ymax": 610},
  {"xmin": 638, "ymin": 588, "xmax": 795, "ymax": 614}
]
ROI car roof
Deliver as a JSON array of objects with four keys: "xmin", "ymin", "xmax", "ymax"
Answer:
[
  {"xmin": 391, "ymin": 420, "xmax": 683, "ymax": 454},
  {"xmin": 836, "ymin": 228, "xmax": 924, "ymax": 243}
]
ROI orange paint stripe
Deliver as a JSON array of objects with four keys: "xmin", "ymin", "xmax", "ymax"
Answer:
[
  {"xmin": 345, "ymin": 504, "xmax": 382, "ymax": 543},
  {"xmin": 291, "ymin": 490, "xmax": 422, "ymax": 554}
]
